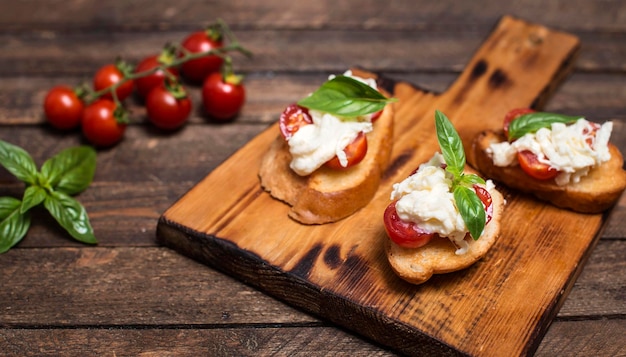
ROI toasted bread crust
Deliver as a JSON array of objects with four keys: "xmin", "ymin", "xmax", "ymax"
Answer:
[
  {"xmin": 385, "ymin": 185, "xmax": 505, "ymax": 285},
  {"xmin": 472, "ymin": 130, "xmax": 626, "ymax": 213},
  {"xmin": 258, "ymin": 102, "xmax": 394, "ymax": 224}
]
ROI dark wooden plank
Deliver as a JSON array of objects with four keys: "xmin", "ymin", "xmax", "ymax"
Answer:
[
  {"xmin": 0, "ymin": 242, "xmax": 623, "ymax": 326},
  {"xmin": 2, "ymin": 72, "xmax": 626, "ymax": 126},
  {"xmin": 1, "ymin": 318, "xmax": 623, "ymax": 357},
  {"xmin": 0, "ymin": 28, "xmax": 624, "ymax": 77},
  {"xmin": 0, "ymin": 0, "xmax": 624, "ymax": 32}
]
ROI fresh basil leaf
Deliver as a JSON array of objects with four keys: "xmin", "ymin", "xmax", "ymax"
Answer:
[
  {"xmin": 0, "ymin": 140, "xmax": 38, "ymax": 185},
  {"xmin": 43, "ymin": 191, "xmax": 97, "ymax": 244},
  {"xmin": 453, "ymin": 185, "xmax": 486, "ymax": 240},
  {"xmin": 508, "ymin": 112, "xmax": 580, "ymax": 140},
  {"xmin": 459, "ymin": 173, "xmax": 486, "ymax": 186},
  {"xmin": 297, "ymin": 75, "xmax": 395, "ymax": 118},
  {"xmin": 435, "ymin": 110, "xmax": 465, "ymax": 177},
  {"xmin": 21, "ymin": 185, "xmax": 47, "ymax": 213},
  {"xmin": 41, "ymin": 146, "xmax": 97, "ymax": 195},
  {"xmin": 0, "ymin": 196, "xmax": 31, "ymax": 253}
]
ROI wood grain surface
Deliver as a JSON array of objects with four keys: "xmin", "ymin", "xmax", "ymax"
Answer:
[
  {"xmin": 157, "ymin": 16, "xmax": 603, "ymax": 356},
  {"xmin": 1, "ymin": 1, "xmax": 625, "ymax": 356}
]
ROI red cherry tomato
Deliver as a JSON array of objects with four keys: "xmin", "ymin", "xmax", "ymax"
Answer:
[
  {"xmin": 146, "ymin": 85, "xmax": 192, "ymax": 130},
  {"xmin": 134, "ymin": 55, "xmax": 179, "ymax": 99},
  {"xmin": 370, "ymin": 110, "xmax": 383, "ymax": 122},
  {"xmin": 202, "ymin": 72, "xmax": 245, "ymax": 121},
  {"xmin": 81, "ymin": 99, "xmax": 127, "ymax": 147},
  {"xmin": 279, "ymin": 104, "xmax": 313, "ymax": 140},
  {"xmin": 180, "ymin": 30, "xmax": 224, "ymax": 83},
  {"xmin": 383, "ymin": 201, "xmax": 435, "ymax": 249},
  {"xmin": 93, "ymin": 63, "xmax": 134, "ymax": 101},
  {"xmin": 517, "ymin": 150, "xmax": 559, "ymax": 180},
  {"xmin": 504, "ymin": 108, "xmax": 535, "ymax": 139},
  {"xmin": 324, "ymin": 131, "xmax": 368, "ymax": 170},
  {"xmin": 43, "ymin": 86, "xmax": 84, "ymax": 130},
  {"xmin": 473, "ymin": 184, "xmax": 493, "ymax": 225}
]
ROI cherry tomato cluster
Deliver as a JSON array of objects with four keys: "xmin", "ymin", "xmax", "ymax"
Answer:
[{"xmin": 43, "ymin": 21, "xmax": 251, "ymax": 147}]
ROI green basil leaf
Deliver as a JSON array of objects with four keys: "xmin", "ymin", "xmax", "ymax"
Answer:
[
  {"xmin": 0, "ymin": 140, "xmax": 38, "ymax": 184},
  {"xmin": 435, "ymin": 110, "xmax": 465, "ymax": 177},
  {"xmin": 453, "ymin": 185, "xmax": 486, "ymax": 240},
  {"xmin": 459, "ymin": 173, "xmax": 486, "ymax": 186},
  {"xmin": 297, "ymin": 75, "xmax": 395, "ymax": 118},
  {"xmin": 44, "ymin": 191, "xmax": 97, "ymax": 244},
  {"xmin": 41, "ymin": 146, "xmax": 97, "ymax": 195},
  {"xmin": 21, "ymin": 185, "xmax": 47, "ymax": 213},
  {"xmin": 508, "ymin": 112, "xmax": 580, "ymax": 140},
  {"xmin": 0, "ymin": 196, "xmax": 31, "ymax": 253}
]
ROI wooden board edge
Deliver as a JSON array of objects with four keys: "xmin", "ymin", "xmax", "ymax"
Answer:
[{"xmin": 156, "ymin": 216, "xmax": 467, "ymax": 356}]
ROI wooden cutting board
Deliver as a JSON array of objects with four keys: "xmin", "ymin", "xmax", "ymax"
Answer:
[{"xmin": 157, "ymin": 16, "xmax": 599, "ymax": 356}]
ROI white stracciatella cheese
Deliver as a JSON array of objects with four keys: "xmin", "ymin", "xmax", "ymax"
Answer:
[
  {"xmin": 390, "ymin": 153, "xmax": 493, "ymax": 255},
  {"xmin": 488, "ymin": 118, "xmax": 612, "ymax": 185},
  {"xmin": 287, "ymin": 70, "xmax": 378, "ymax": 176}
]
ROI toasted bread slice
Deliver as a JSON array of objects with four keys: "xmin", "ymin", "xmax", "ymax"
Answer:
[
  {"xmin": 472, "ymin": 130, "xmax": 626, "ymax": 213},
  {"xmin": 258, "ymin": 101, "xmax": 394, "ymax": 224},
  {"xmin": 385, "ymin": 184, "xmax": 505, "ymax": 285}
]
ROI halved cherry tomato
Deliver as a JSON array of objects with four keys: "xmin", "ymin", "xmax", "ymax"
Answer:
[
  {"xmin": 370, "ymin": 110, "xmax": 382, "ymax": 122},
  {"xmin": 383, "ymin": 201, "xmax": 435, "ymax": 249},
  {"xmin": 279, "ymin": 104, "xmax": 313, "ymax": 140},
  {"xmin": 473, "ymin": 184, "xmax": 493, "ymax": 225},
  {"xmin": 517, "ymin": 150, "xmax": 559, "ymax": 180},
  {"xmin": 324, "ymin": 131, "xmax": 368, "ymax": 170},
  {"xmin": 504, "ymin": 108, "xmax": 535, "ymax": 139}
]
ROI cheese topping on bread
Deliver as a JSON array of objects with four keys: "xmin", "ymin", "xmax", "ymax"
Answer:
[
  {"xmin": 488, "ymin": 119, "xmax": 613, "ymax": 185},
  {"xmin": 287, "ymin": 71, "xmax": 379, "ymax": 176},
  {"xmin": 390, "ymin": 153, "xmax": 495, "ymax": 255}
]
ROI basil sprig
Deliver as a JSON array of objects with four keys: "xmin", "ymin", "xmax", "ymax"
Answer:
[
  {"xmin": 508, "ymin": 112, "xmax": 580, "ymax": 140},
  {"xmin": 0, "ymin": 140, "xmax": 97, "ymax": 253},
  {"xmin": 435, "ymin": 110, "xmax": 486, "ymax": 240},
  {"xmin": 297, "ymin": 75, "xmax": 396, "ymax": 118}
]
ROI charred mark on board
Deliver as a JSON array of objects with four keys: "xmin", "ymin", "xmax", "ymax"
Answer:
[
  {"xmin": 324, "ymin": 244, "xmax": 343, "ymax": 269},
  {"xmin": 289, "ymin": 243, "xmax": 323, "ymax": 279},
  {"xmin": 470, "ymin": 59, "xmax": 488, "ymax": 80},
  {"xmin": 488, "ymin": 69, "xmax": 510, "ymax": 89}
]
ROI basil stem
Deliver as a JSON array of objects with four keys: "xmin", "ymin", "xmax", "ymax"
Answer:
[
  {"xmin": 508, "ymin": 112, "xmax": 580, "ymax": 140},
  {"xmin": 44, "ymin": 191, "xmax": 96, "ymax": 244},
  {"xmin": 0, "ymin": 197, "xmax": 31, "ymax": 253},
  {"xmin": 434, "ymin": 110, "xmax": 486, "ymax": 240},
  {"xmin": 297, "ymin": 75, "xmax": 396, "ymax": 118}
]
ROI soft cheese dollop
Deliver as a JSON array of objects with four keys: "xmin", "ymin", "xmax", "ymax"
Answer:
[
  {"xmin": 287, "ymin": 70, "xmax": 378, "ymax": 176},
  {"xmin": 488, "ymin": 118, "xmax": 612, "ymax": 185},
  {"xmin": 390, "ymin": 153, "xmax": 493, "ymax": 255}
]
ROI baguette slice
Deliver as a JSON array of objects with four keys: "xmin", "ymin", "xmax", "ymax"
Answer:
[
  {"xmin": 386, "ymin": 182, "xmax": 505, "ymax": 285},
  {"xmin": 258, "ymin": 101, "xmax": 394, "ymax": 224},
  {"xmin": 472, "ymin": 130, "xmax": 626, "ymax": 213}
]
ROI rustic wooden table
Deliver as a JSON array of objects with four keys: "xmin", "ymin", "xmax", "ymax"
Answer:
[{"xmin": 0, "ymin": 1, "xmax": 624, "ymax": 356}]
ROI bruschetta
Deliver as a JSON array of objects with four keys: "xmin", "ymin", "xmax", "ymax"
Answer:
[
  {"xmin": 472, "ymin": 108, "xmax": 626, "ymax": 213},
  {"xmin": 384, "ymin": 110, "xmax": 505, "ymax": 285},
  {"xmin": 259, "ymin": 70, "xmax": 396, "ymax": 224}
]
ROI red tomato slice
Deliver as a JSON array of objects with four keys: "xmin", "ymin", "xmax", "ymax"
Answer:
[
  {"xmin": 370, "ymin": 110, "xmax": 382, "ymax": 122},
  {"xmin": 517, "ymin": 150, "xmax": 559, "ymax": 180},
  {"xmin": 473, "ymin": 184, "xmax": 493, "ymax": 225},
  {"xmin": 324, "ymin": 131, "xmax": 368, "ymax": 170},
  {"xmin": 279, "ymin": 104, "xmax": 313, "ymax": 140},
  {"xmin": 383, "ymin": 201, "xmax": 435, "ymax": 249},
  {"xmin": 504, "ymin": 108, "xmax": 535, "ymax": 139}
]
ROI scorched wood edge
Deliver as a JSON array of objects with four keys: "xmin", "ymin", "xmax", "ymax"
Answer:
[{"xmin": 156, "ymin": 16, "xmax": 599, "ymax": 356}]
